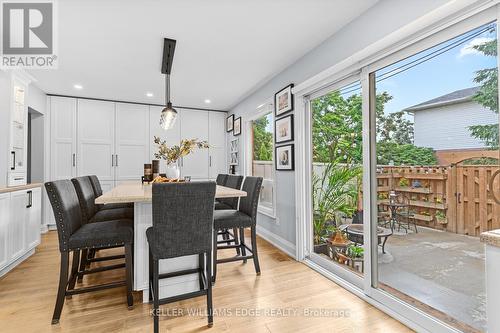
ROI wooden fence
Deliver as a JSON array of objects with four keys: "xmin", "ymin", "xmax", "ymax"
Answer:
[{"xmin": 377, "ymin": 165, "xmax": 500, "ymax": 236}]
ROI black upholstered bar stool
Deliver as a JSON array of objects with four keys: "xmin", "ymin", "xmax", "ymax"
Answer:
[
  {"xmin": 89, "ymin": 175, "xmax": 134, "ymax": 210},
  {"xmin": 147, "ymin": 182, "xmax": 216, "ymax": 331},
  {"xmin": 212, "ymin": 176, "xmax": 262, "ymax": 283},
  {"xmin": 45, "ymin": 180, "xmax": 134, "ymax": 325}
]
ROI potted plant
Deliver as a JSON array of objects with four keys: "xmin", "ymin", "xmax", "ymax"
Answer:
[
  {"xmin": 398, "ymin": 177, "xmax": 410, "ymax": 187},
  {"xmin": 153, "ymin": 136, "xmax": 209, "ymax": 178},
  {"xmin": 347, "ymin": 244, "xmax": 364, "ymax": 259},
  {"xmin": 313, "ymin": 215, "xmax": 336, "ymax": 255},
  {"xmin": 435, "ymin": 210, "xmax": 447, "ymax": 224}
]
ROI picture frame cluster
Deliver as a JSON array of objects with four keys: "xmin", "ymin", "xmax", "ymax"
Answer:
[
  {"xmin": 226, "ymin": 114, "xmax": 241, "ymax": 136},
  {"xmin": 274, "ymin": 83, "xmax": 295, "ymax": 171}
]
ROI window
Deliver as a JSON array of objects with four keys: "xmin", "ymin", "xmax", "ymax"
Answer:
[{"xmin": 247, "ymin": 104, "xmax": 276, "ymax": 216}]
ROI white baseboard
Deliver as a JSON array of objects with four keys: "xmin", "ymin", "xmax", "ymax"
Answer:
[
  {"xmin": 256, "ymin": 225, "xmax": 296, "ymax": 259},
  {"xmin": 0, "ymin": 248, "xmax": 36, "ymax": 278}
]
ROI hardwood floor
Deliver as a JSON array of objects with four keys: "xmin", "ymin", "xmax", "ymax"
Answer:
[{"xmin": 0, "ymin": 231, "xmax": 413, "ymax": 333}]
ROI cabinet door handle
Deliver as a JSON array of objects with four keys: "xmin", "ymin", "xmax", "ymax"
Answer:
[
  {"xmin": 115, "ymin": 154, "xmax": 118, "ymax": 167},
  {"xmin": 26, "ymin": 190, "xmax": 32, "ymax": 208},
  {"xmin": 209, "ymin": 156, "xmax": 212, "ymax": 167},
  {"xmin": 112, "ymin": 154, "xmax": 114, "ymax": 166},
  {"xmin": 11, "ymin": 151, "xmax": 15, "ymax": 170},
  {"xmin": 72, "ymin": 153, "xmax": 76, "ymax": 167}
]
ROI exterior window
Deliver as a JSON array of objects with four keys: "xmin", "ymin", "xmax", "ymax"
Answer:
[{"xmin": 249, "ymin": 111, "xmax": 275, "ymax": 215}]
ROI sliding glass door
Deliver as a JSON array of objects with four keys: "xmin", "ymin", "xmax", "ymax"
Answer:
[
  {"xmin": 301, "ymin": 6, "xmax": 500, "ymax": 333},
  {"xmin": 369, "ymin": 20, "xmax": 498, "ymax": 333}
]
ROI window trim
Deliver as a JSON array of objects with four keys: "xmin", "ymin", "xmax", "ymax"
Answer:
[{"xmin": 244, "ymin": 100, "xmax": 277, "ymax": 218}]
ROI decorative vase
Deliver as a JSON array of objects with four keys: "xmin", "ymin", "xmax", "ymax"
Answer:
[{"xmin": 165, "ymin": 162, "xmax": 180, "ymax": 179}]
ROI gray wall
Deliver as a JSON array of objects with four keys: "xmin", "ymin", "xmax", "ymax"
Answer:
[{"xmin": 227, "ymin": 0, "xmax": 450, "ymax": 247}]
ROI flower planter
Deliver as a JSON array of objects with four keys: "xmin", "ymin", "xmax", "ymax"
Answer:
[{"xmin": 314, "ymin": 243, "xmax": 328, "ymax": 256}]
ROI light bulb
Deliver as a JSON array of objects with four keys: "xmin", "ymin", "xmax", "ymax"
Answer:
[{"xmin": 159, "ymin": 104, "xmax": 178, "ymax": 130}]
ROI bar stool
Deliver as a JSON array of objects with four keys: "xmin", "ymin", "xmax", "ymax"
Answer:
[
  {"xmin": 45, "ymin": 180, "xmax": 134, "ymax": 325},
  {"xmin": 147, "ymin": 182, "xmax": 216, "ymax": 331},
  {"xmin": 215, "ymin": 175, "xmax": 243, "ymax": 253},
  {"xmin": 213, "ymin": 176, "xmax": 262, "ymax": 283}
]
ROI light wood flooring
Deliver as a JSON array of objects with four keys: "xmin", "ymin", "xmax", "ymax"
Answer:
[{"xmin": 0, "ymin": 231, "xmax": 413, "ymax": 333}]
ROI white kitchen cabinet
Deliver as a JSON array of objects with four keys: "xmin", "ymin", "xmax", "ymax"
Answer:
[
  {"xmin": 0, "ymin": 187, "xmax": 41, "ymax": 278},
  {"xmin": 115, "ymin": 103, "xmax": 150, "ymax": 181},
  {"xmin": 7, "ymin": 73, "xmax": 32, "ymax": 186},
  {"xmin": 180, "ymin": 110, "xmax": 209, "ymax": 179},
  {"xmin": 208, "ymin": 112, "xmax": 227, "ymax": 178},
  {"xmin": 50, "ymin": 97, "xmax": 77, "ymax": 180},
  {"xmin": 9, "ymin": 190, "xmax": 27, "ymax": 261},
  {"xmin": 77, "ymin": 99, "xmax": 116, "ymax": 183},
  {"xmin": 26, "ymin": 187, "xmax": 41, "ymax": 250},
  {"xmin": 149, "ymin": 106, "xmax": 181, "ymax": 174},
  {"xmin": 0, "ymin": 193, "xmax": 10, "ymax": 270}
]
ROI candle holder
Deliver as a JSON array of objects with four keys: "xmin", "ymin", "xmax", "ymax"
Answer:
[{"xmin": 143, "ymin": 163, "xmax": 153, "ymax": 183}]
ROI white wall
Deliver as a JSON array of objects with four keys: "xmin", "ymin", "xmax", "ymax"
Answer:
[
  {"xmin": 414, "ymin": 101, "xmax": 498, "ymax": 150},
  {"xmin": 228, "ymin": 0, "xmax": 451, "ymax": 249}
]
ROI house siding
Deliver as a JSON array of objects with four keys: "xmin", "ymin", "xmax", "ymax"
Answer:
[{"xmin": 413, "ymin": 101, "xmax": 498, "ymax": 150}]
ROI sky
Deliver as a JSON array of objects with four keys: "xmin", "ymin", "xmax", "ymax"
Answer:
[{"xmin": 339, "ymin": 22, "xmax": 497, "ymax": 115}]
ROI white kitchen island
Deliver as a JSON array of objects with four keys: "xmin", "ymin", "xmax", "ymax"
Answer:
[{"xmin": 95, "ymin": 181, "xmax": 246, "ymax": 303}]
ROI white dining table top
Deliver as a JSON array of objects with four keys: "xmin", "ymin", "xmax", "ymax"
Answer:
[{"xmin": 95, "ymin": 181, "xmax": 247, "ymax": 204}]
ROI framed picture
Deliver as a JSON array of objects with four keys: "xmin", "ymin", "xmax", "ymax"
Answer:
[
  {"xmin": 226, "ymin": 114, "xmax": 234, "ymax": 132},
  {"xmin": 233, "ymin": 117, "xmax": 241, "ymax": 136},
  {"xmin": 275, "ymin": 114, "xmax": 294, "ymax": 144},
  {"xmin": 275, "ymin": 144, "xmax": 294, "ymax": 171},
  {"xmin": 274, "ymin": 83, "xmax": 294, "ymax": 117}
]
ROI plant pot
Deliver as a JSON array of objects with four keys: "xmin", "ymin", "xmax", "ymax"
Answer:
[
  {"xmin": 165, "ymin": 163, "xmax": 180, "ymax": 179},
  {"xmin": 436, "ymin": 216, "xmax": 448, "ymax": 225},
  {"xmin": 314, "ymin": 243, "xmax": 328, "ymax": 256}
]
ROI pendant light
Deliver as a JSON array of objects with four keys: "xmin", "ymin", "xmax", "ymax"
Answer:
[{"xmin": 159, "ymin": 38, "xmax": 177, "ymax": 130}]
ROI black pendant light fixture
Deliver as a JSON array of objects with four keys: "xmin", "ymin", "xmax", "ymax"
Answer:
[{"xmin": 159, "ymin": 38, "xmax": 177, "ymax": 130}]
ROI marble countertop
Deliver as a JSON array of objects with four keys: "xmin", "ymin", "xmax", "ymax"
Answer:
[
  {"xmin": 481, "ymin": 229, "xmax": 500, "ymax": 248},
  {"xmin": 95, "ymin": 181, "xmax": 247, "ymax": 204},
  {"xmin": 0, "ymin": 183, "xmax": 43, "ymax": 194}
]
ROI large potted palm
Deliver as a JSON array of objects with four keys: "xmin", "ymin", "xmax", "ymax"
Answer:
[{"xmin": 312, "ymin": 161, "xmax": 361, "ymax": 256}]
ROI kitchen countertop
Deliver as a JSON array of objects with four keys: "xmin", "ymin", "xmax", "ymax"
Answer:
[
  {"xmin": 0, "ymin": 183, "xmax": 43, "ymax": 194},
  {"xmin": 95, "ymin": 181, "xmax": 247, "ymax": 204}
]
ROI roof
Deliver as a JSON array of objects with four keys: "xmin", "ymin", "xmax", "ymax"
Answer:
[{"xmin": 404, "ymin": 87, "xmax": 480, "ymax": 112}]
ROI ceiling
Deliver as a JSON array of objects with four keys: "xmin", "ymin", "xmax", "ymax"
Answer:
[{"xmin": 29, "ymin": 0, "xmax": 378, "ymax": 110}]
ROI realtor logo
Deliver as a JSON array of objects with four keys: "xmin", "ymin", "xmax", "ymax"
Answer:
[{"xmin": 1, "ymin": 0, "xmax": 57, "ymax": 68}]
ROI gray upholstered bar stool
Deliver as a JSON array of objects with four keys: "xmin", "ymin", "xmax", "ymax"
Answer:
[
  {"xmin": 215, "ymin": 175, "xmax": 243, "ymax": 252},
  {"xmin": 147, "ymin": 182, "xmax": 216, "ymax": 332},
  {"xmin": 89, "ymin": 175, "xmax": 134, "ymax": 210},
  {"xmin": 215, "ymin": 174, "xmax": 228, "ymax": 186},
  {"xmin": 45, "ymin": 180, "xmax": 134, "ymax": 325},
  {"xmin": 213, "ymin": 176, "xmax": 262, "ymax": 283},
  {"xmin": 72, "ymin": 176, "xmax": 134, "ymax": 278}
]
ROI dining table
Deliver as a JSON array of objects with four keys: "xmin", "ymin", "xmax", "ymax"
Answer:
[{"xmin": 95, "ymin": 181, "xmax": 247, "ymax": 303}]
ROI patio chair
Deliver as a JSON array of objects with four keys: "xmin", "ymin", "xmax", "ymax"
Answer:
[{"xmin": 395, "ymin": 194, "xmax": 417, "ymax": 233}]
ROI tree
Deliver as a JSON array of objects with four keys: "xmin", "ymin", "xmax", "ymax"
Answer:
[
  {"xmin": 252, "ymin": 115, "xmax": 273, "ymax": 161},
  {"xmin": 468, "ymin": 38, "xmax": 499, "ymax": 149},
  {"xmin": 312, "ymin": 90, "xmax": 435, "ymax": 165}
]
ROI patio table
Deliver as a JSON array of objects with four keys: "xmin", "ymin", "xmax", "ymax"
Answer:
[
  {"xmin": 380, "ymin": 202, "xmax": 408, "ymax": 232},
  {"xmin": 339, "ymin": 224, "xmax": 392, "ymax": 254}
]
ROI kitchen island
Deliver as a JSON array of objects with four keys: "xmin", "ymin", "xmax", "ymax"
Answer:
[{"xmin": 95, "ymin": 181, "xmax": 246, "ymax": 302}]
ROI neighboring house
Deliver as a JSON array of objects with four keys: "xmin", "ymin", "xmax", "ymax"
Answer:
[{"xmin": 405, "ymin": 87, "xmax": 498, "ymax": 151}]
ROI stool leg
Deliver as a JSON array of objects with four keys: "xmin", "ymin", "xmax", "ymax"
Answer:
[
  {"xmin": 125, "ymin": 243, "xmax": 134, "ymax": 309},
  {"xmin": 52, "ymin": 251, "xmax": 69, "ymax": 324},
  {"xmin": 66, "ymin": 250, "xmax": 80, "ymax": 299},
  {"xmin": 77, "ymin": 249, "xmax": 88, "ymax": 283},
  {"xmin": 206, "ymin": 251, "xmax": 214, "ymax": 327},
  {"xmin": 148, "ymin": 250, "xmax": 153, "ymax": 302},
  {"xmin": 198, "ymin": 253, "xmax": 205, "ymax": 290},
  {"xmin": 239, "ymin": 227, "xmax": 247, "ymax": 263},
  {"xmin": 153, "ymin": 258, "xmax": 159, "ymax": 333},
  {"xmin": 212, "ymin": 231, "xmax": 218, "ymax": 284},
  {"xmin": 251, "ymin": 226, "xmax": 261, "ymax": 275},
  {"xmin": 233, "ymin": 228, "xmax": 240, "ymax": 256}
]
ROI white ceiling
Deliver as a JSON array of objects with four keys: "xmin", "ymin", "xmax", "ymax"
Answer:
[{"xmin": 29, "ymin": 0, "xmax": 378, "ymax": 110}]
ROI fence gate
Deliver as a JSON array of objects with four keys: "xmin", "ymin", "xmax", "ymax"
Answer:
[{"xmin": 453, "ymin": 165, "xmax": 500, "ymax": 236}]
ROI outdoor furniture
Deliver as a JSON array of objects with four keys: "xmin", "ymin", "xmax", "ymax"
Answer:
[
  {"xmin": 339, "ymin": 224, "xmax": 392, "ymax": 254},
  {"xmin": 394, "ymin": 195, "xmax": 418, "ymax": 233},
  {"xmin": 380, "ymin": 201, "xmax": 409, "ymax": 232}
]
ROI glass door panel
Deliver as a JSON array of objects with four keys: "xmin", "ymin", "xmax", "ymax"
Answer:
[{"xmin": 372, "ymin": 21, "xmax": 498, "ymax": 332}]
